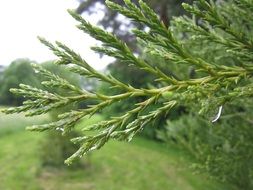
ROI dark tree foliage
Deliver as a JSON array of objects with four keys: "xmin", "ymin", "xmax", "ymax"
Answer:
[
  {"xmin": 76, "ymin": 0, "xmax": 193, "ymax": 46},
  {"xmin": 0, "ymin": 59, "xmax": 41, "ymax": 106}
]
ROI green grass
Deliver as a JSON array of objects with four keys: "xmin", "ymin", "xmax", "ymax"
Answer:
[
  {"xmin": 0, "ymin": 112, "xmax": 229, "ymax": 190},
  {"xmin": 0, "ymin": 111, "xmax": 49, "ymax": 136}
]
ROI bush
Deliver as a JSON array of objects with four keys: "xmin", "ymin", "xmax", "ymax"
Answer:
[
  {"xmin": 40, "ymin": 131, "xmax": 90, "ymax": 168},
  {"xmin": 157, "ymin": 113, "xmax": 253, "ymax": 190}
]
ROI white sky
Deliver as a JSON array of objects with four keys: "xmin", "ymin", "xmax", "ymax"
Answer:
[{"xmin": 0, "ymin": 0, "xmax": 113, "ymax": 70}]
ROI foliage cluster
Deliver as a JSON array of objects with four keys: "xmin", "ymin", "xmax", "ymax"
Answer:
[{"xmin": 2, "ymin": 1, "xmax": 253, "ymax": 180}]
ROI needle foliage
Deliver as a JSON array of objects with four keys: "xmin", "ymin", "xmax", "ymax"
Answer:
[{"xmin": 2, "ymin": 0, "xmax": 253, "ymax": 165}]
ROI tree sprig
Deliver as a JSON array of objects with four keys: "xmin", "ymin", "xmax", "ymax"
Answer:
[{"xmin": 2, "ymin": 0, "xmax": 253, "ymax": 164}]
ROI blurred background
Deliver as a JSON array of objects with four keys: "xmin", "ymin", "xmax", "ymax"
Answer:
[{"xmin": 0, "ymin": 0, "xmax": 251, "ymax": 190}]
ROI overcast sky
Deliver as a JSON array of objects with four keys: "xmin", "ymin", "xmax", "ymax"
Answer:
[{"xmin": 0, "ymin": 0, "xmax": 113, "ymax": 70}]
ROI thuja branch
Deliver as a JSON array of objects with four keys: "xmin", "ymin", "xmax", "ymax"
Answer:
[
  {"xmin": 67, "ymin": 10, "xmax": 176, "ymax": 84},
  {"xmin": 2, "ymin": 0, "xmax": 253, "ymax": 164}
]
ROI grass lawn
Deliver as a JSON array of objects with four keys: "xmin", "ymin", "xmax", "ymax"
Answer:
[{"xmin": 0, "ymin": 112, "xmax": 229, "ymax": 190}]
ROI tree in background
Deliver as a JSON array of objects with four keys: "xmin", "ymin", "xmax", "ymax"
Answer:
[
  {"xmin": 0, "ymin": 59, "xmax": 41, "ymax": 106},
  {"xmin": 0, "ymin": 65, "xmax": 5, "ymax": 79},
  {"xmin": 2, "ymin": 0, "xmax": 253, "ymax": 189},
  {"xmin": 76, "ymin": 0, "xmax": 193, "ymax": 36}
]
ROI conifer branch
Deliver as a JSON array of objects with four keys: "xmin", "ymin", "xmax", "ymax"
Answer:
[{"xmin": 2, "ymin": 0, "xmax": 253, "ymax": 164}]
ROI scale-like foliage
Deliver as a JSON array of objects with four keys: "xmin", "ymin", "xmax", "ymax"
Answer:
[{"xmin": 2, "ymin": 0, "xmax": 253, "ymax": 164}]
